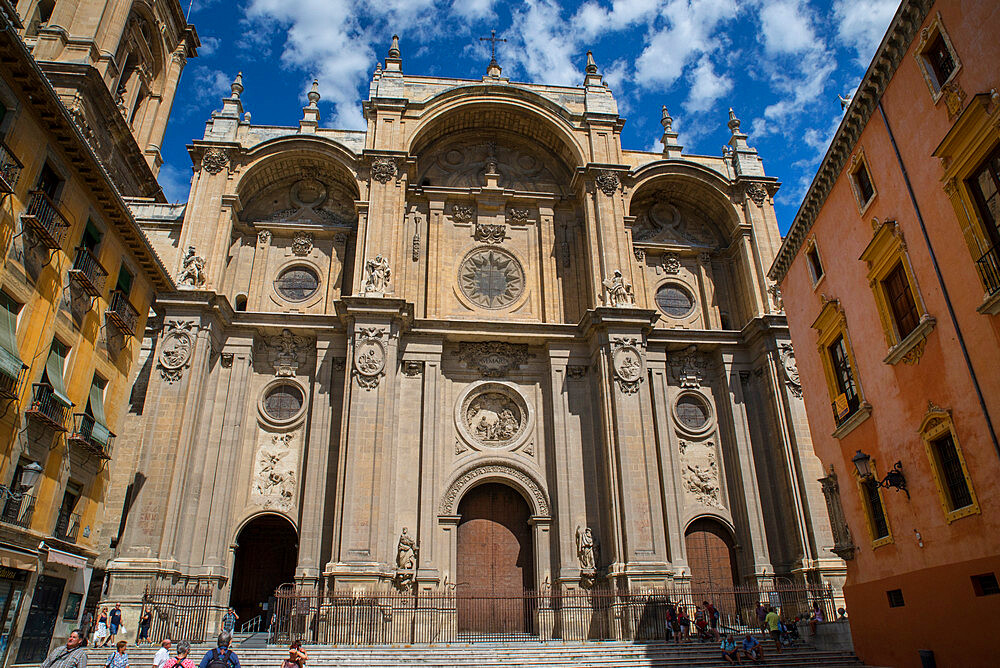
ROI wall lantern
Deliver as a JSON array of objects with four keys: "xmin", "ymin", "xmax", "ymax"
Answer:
[
  {"xmin": 851, "ymin": 450, "xmax": 909, "ymax": 499},
  {"xmin": 19, "ymin": 462, "xmax": 44, "ymax": 492}
]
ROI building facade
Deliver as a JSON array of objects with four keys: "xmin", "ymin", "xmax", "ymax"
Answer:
[
  {"xmin": 770, "ymin": 1, "xmax": 1000, "ymax": 666},
  {"xmin": 100, "ymin": 38, "xmax": 843, "ymax": 635},
  {"xmin": 0, "ymin": 0, "xmax": 194, "ymax": 663}
]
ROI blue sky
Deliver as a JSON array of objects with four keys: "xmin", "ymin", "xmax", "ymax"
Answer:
[{"xmin": 158, "ymin": 0, "xmax": 899, "ymax": 234}]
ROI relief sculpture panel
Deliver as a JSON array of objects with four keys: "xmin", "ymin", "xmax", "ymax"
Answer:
[
  {"xmin": 418, "ymin": 137, "xmax": 566, "ymax": 192},
  {"xmin": 251, "ymin": 432, "xmax": 299, "ymax": 512}
]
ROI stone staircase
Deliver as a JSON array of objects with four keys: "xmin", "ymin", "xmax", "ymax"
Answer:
[{"xmin": 91, "ymin": 638, "xmax": 870, "ymax": 667}]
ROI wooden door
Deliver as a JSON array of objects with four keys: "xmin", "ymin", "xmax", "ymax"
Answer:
[{"xmin": 685, "ymin": 519, "xmax": 737, "ymax": 587}]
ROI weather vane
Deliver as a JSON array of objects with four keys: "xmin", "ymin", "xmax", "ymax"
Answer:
[{"xmin": 479, "ymin": 29, "xmax": 507, "ymax": 64}]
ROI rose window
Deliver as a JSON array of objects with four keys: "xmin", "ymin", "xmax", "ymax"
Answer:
[
  {"xmin": 274, "ymin": 266, "xmax": 319, "ymax": 301},
  {"xmin": 459, "ymin": 248, "xmax": 524, "ymax": 309}
]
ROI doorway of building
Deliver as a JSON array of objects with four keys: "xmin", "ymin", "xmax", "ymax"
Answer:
[
  {"xmin": 456, "ymin": 483, "xmax": 535, "ymax": 635},
  {"xmin": 229, "ymin": 514, "xmax": 297, "ymax": 628},
  {"xmin": 15, "ymin": 575, "xmax": 65, "ymax": 663},
  {"xmin": 685, "ymin": 518, "xmax": 738, "ymax": 587}
]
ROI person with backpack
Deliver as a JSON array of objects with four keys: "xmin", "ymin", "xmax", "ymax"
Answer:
[
  {"xmin": 198, "ymin": 633, "xmax": 241, "ymax": 668},
  {"xmin": 167, "ymin": 641, "xmax": 195, "ymax": 668}
]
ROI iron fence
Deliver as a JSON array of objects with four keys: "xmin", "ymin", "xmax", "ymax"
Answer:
[
  {"xmin": 143, "ymin": 584, "xmax": 214, "ymax": 643},
  {"xmin": 270, "ymin": 582, "xmax": 836, "ymax": 645},
  {"xmin": 976, "ymin": 244, "xmax": 1000, "ymax": 296}
]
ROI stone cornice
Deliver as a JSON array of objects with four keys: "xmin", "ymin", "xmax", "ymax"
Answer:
[{"xmin": 768, "ymin": 0, "xmax": 934, "ymax": 283}]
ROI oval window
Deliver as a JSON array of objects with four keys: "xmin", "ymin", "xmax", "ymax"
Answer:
[
  {"xmin": 655, "ymin": 284, "xmax": 695, "ymax": 318},
  {"xmin": 274, "ymin": 266, "xmax": 319, "ymax": 302},
  {"xmin": 676, "ymin": 394, "xmax": 710, "ymax": 430},
  {"xmin": 263, "ymin": 384, "xmax": 304, "ymax": 421}
]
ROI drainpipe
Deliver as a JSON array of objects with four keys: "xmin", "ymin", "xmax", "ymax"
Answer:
[{"xmin": 877, "ymin": 100, "xmax": 1000, "ymax": 459}]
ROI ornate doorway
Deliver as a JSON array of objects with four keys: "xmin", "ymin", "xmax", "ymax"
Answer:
[
  {"xmin": 685, "ymin": 518, "xmax": 738, "ymax": 587},
  {"xmin": 230, "ymin": 514, "xmax": 297, "ymax": 625},
  {"xmin": 456, "ymin": 483, "xmax": 534, "ymax": 634}
]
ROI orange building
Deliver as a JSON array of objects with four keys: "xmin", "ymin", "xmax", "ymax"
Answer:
[{"xmin": 769, "ymin": 1, "xmax": 1000, "ymax": 666}]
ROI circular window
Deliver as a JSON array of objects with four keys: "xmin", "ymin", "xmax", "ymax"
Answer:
[
  {"xmin": 655, "ymin": 284, "xmax": 695, "ymax": 318},
  {"xmin": 274, "ymin": 266, "xmax": 319, "ymax": 302},
  {"xmin": 676, "ymin": 394, "xmax": 710, "ymax": 430},
  {"xmin": 458, "ymin": 248, "xmax": 525, "ymax": 309},
  {"xmin": 263, "ymin": 384, "xmax": 304, "ymax": 421}
]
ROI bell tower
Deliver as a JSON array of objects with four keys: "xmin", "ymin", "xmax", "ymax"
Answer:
[{"xmin": 15, "ymin": 0, "xmax": 199, "ymax": 197}]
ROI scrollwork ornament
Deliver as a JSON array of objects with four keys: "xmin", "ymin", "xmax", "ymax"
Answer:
[
  {"xmin": 291, "ymin": 231, "xmax": 314, "ymax": 256},
  {"xmin": 202, "ymin": 148, "xmax": 229, "ymax": 175},
  {"xmin": 663, "ymin": 252, "xmax": 681, "ymax": 274},
  {"xmin": 452, "ymin": 204, "xmax": 475, "ymax": 224},
  {"xmin": 745, "ymin": 182, "xmax": 768, "ymax": 207},
  {"xmin": 371, "ymin": 157, "xmax": 398, "ymax": 183},
  {"xmin": 475, "ymin": 222, "xmax": 507, "ymax": 244},
  {"xmin": 595, "ymin": 170, "xmax": 620, "ymax": 196},
  {"xmin": 354, "ymin": 327, "xmax": 387, "ymax": 390},
  {"xmin": 611, "ymin": 337, "xmax": 644, "ymax": 394},
  {"xmin": 157, "ymin": 321, "xmax": 197, "ymax": 382}
]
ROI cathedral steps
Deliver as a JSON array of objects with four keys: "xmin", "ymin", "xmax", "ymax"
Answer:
[{"xmin": 89, "ymin": 640, "xmax": 870, "ymax": 667}]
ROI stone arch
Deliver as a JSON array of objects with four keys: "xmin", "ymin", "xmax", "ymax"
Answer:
[
  {"xmin": 683, "ymin": 515, "xmax": 739, "ymax": 587},
  {"xmin": 440, "ymin": 458, "xmax": 550, "ymax": 517},
  {"xmin": 231, "ymin": 509, "xmax": 299, "ymax": 545}
]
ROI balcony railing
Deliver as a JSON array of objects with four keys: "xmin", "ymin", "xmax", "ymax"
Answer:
[
  {"xmin": 976, "ymin": 245, "xmax": 1000, "ymax": 296},
  {"xmin": 0, "ymin": 488, "xmax": 35, "ymax": 529},
  {"xmin": 53, "ymin": 511, "xmax": 81, "ymax": 543},
  {"xmin": 0, "ymin": 139, "xmax": 23, "ymax": 193},
  {"xmin": 68, "ymin": 246, "xmax": 108, "ymax": 297},
  {"xmin": 22, "ymin": 190, "xmax": 70, "ymax": 249},
  {"xmin": 69, "ymin": 413, "xmax": 114, "ymax": 460},
  {"xmin": 106, "ymin": 290, "xmax": 138, "ymax": 335},
  {"xmin": 0, "ymin": 354, "xmax": 27, "ymax": 402},
  {"xmin": 27, "ymin": 383, "xmax": 69, "ymax": 431}
]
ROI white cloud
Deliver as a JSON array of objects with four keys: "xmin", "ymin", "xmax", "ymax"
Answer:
[
  {"xmin": 157, "ymin": 163, "xmax": 193, "ymax": 203},
  {"xmin": 193, "ymin": 66, "xmax": 234, "ymax": 99},
  {"xmin": 572, "ymin": 0, "xmax": 662, "ymax": 40},
  {"xmin": 198, "ymin": 35, "xmax": 221, "ymax": 57},
  {"xmin": 758, "ymin": 0, "xmax": 816, "ymax": 55},
  {"xmin": 506, "ymin": 0, "xmax": 580, "ymax": 86},
  {"xmin": 833, "ymin": 0, "xmax": 898, "ymax": 65},
  {"xmin": 684, "ymin": 56, "xmax": 732, "ymax": 113},
  {"xmin": 451, "ymin": 0, "xmax": 496, "ymax": 21}
]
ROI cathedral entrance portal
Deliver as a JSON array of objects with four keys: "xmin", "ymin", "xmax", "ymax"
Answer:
[
  {"xmin": 230, "ymin": 514, "xmax": 298, "ymax": 625},
  {"xmin": 456, "ymin": 483, "xmax": 535, "ymax": 635}
]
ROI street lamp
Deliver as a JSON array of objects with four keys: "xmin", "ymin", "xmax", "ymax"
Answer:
[
  {"xmin": 19, "ymin": 462, "xmax": 43, "ymax": 492},
  {"xmin": 851, "ymin": 450, "xmax": 909, "ymax": 499}
]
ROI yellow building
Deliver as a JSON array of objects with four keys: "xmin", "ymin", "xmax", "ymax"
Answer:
[{"xmin": 0, "ymin": 0, "xmax": 195, "ymax": 662}]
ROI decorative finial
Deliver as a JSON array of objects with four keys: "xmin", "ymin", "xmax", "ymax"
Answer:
[
  {"xmin": 480, "ymin": 30, "xmax": 507, "ymax": 77},
  {"xmin": 586, "ymin": 51, "xmax": 598, "ymax": 75},
  {"xmin": 661, "ymin": 106, "xmax": 673, "ymax": 131},
  {"xmin": 307, "ymin": 79, "xmax": 321, "ymax": 107},
  {"xmin": 231, "ymin": 72, "xmax": 244, "ymax": 99},
  {"xmin": 388, "ymin": 34, "xmax": 400, "ymax": 59},
  {"xmin": 375, "ymin": 61, "xmax": 382, "ymax": 74},
  {"xmin": 727, "ymin": 107, "xmax": 741, "ymax": 134},
  {"xmin": 244, "ymin": 111, "xmax": 251, "ymax": 123}
]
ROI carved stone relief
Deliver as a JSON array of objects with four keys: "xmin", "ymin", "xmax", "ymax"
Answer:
[
  {"xmin": 680, "ymin": 438, "xmax": 724, "ymax": 509},
  {"xmin": 475, "ymin": 221, "xmax": 506, "ymax": 244},
  {"xmin": 177, "ymin": 246, "xmax": 206, "ymax": 288},
  {"xmin": 354, "ymin": 327, "xmax": 388, "ymax": 390},
  {"xmin": 595, "ymin": 170, "xmax": 620, "ymax": 196},
  {"xmin": 157, "ymin": 321, "xmax": 197, "ymax": 382},
  {"xmin": 631, "ymin": 198, "xmax": 717, "ymax": 246},
  {"xmin": 439, "ymin": 461, "xmax": 549, "ymax": 515},
  {"xmin": 458, "ymin": 341, "xmax": 529, "ymax": 377},
  {"xmin": 292, "ymin": 231, "xmax": 314, "ymax": 256},
  {"xmin": 202, "ymin": 148, "xmax": 229, "ymax": 174},
  {"xmin": 611, "ymin": 337, "xmax": 644, "ymax": 394},
  {"xmin": 670, "ymin": 345, "xmax": 707, "ymax": 388},
  {"xmin": 819, "ymin": 466, "xmax": 856, "ymax": 560},
  {"xmin": 778, "ymin": 343, "xmax": 802, "ymax": 398},
  {"xmin": 602, "ymin": 269, "xmax": 635, "ymax": 307},
  {"xmin": 745, "ymin": 182, "xmax": 768, "ymax": 206},
  {"xmin": 371, "ymin": 157, "xmax": 398, "ymax": 183},
  {"xmin": 362, "ymin": 255, "xmax": 391, "ymax": 295},
  {"xmin": 251, "ymin": 432, "xmax": 297, "ymax": 511},
  {"xmin": 265, "ymin": 328, "xmax": 311, "ymax": 377},
  {"xmin": 419, "ymin": 140, "xmax": 563, "ymax": 191},
  {"xmin": 507, "ymin": 208, "xmax": 529, "ymax": 224},
  {"xmin": 451, "ymin": 204, "xmax": 475, "ymax": 224},
  {"xmin": 458, "ymin": 248, "xmax": 524, "ymax": 309},
  {"xmin": 663, "ymin": 252, "xmax": 681, "ymax": 274}
]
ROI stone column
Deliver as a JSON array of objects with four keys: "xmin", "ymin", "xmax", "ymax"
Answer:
[
  {"xmin": 415, "ymin": 343, "xmax": 444, "ymax": 586},
  {"xmin": 647, "ymin": 351, "xmax": 687, "ymax": 572},
  {"xmin": 141, "ymin": 44, "xmax": 189, "ymax": 175}
]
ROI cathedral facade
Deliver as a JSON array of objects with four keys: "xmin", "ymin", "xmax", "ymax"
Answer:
[{"xmin": 101, "ymin": 40, "xmax": 843, "ymax": 628}]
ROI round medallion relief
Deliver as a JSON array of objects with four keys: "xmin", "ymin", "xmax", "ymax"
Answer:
[
  {"xmin": 455, "ymin": 382, "xmax": 532, "ymax": 451},
  {"xmin": 355, "ymin": 339, "xmax": 386, "ymax": 377},
  {"xmin": 612, "ymin": 345, "xmax": 644, "ymax": 383},
  {"xmin": 458, "ymin": 248, "xmax": 525, "ymax": 309}
]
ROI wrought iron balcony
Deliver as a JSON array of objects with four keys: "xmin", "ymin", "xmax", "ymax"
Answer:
[
  {"xmin": 976, "ymin": 245, "xmax": 1000, "ymax": 296},
  {"xmin": 69, "ymin": 413, "xmax": 114, "ymax": 460},
  {"xmin": 106, "ymin": 290, "xmax": 139, "ymax": 335},
  {"xmin": 0, "ymin": 140, "xmax": 23, "ymax": 193},
  {"xmin": 0, "ymin": 356, "xmax": 27, "ymax": 402},
  {"xmin": 22, "ymin": 190, "xmax": 70, "ymax": 250},
  {"xmin": 27, "ymin": 383, "xmax": 69, "ymax": 431},
  {"xmin": 0, "ymin": 487, "xmax": 35, "ymax": 529},
  {"xmin": 69, "ymin": 246, "xmax": 108, "ymax": 297},
  {"xmin": 54, "ymin": 511, "xmax": 81, "ymax": 543}
]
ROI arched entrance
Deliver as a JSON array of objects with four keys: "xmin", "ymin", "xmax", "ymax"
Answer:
[
  {"xmin": 230, "ymin": 514, "xmax": 298, "ymax": 625},
  {"xmin": 456, "ymin": 483, "xmax": 535, "ymax": 634},
  {"xmin": 685, "ymin": 518, "xmax": 738, "ymax": 587}
]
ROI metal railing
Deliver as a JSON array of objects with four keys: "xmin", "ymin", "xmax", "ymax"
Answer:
[
  {"xmin": 0, "ymin": 361, "xmax": 27, "ymax": 402},
  {"xmin": 142, "ymin": 584, "xmax": 214, "ymax": 644},
  {"xmin": 69, "ymin": 413, "xmax": 114, "ymax": 459},
  {"xmin": 269, "ymin": 582, "xmax": 837, "ymax": 645},
  {"xmin": 69, "ymin": 246, "xmax": 108, "ymax": 297},
  {"xmin": 23, "ymin": 190, "xmax": 70, "ymax": 249},
  {"xmin": 0, "ymin": 139, "xmax": 23, "ymax": 192},
  {"xmin": 106, "ymin": 289, "xmax": 139, "ymax": 335},
  {"xmin": 54, "ymin": 511, "xmax": 81, "ymax": 543},
  {"xmin": 238, "ymin": 615, "xmax": 265, "ymax": 633},
  {"xmin": 27, "ymin": 383, "xmax": 69, "ymax": 431},
  {"xmin": 976, "ymin": 245, "xmax": 1000, "ymax": 296},
  {"xmin": 0, "ymin": 487, "xmax": 35, "ymax": 529}
]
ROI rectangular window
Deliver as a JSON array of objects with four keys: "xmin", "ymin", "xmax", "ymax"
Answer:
[
  {"xmin": 828, "ymin": 334, "xmax": 859, "ymax": 420},
  {"xmin": 35, "ymin": 162, "xmax": 62, "ymax": 200},
  {"xmin": 881, "ymin": 262, "xmax": 921, "ymax": 339},
  {"xmin": 853, "ymin": 162, "xmax": 875, "ymax": 205},
  {"xmin": 931, "ymin": 433, "xmax": 973, "ymax": 510},
  {"xmin": 80, "ymin": 220, "xmax": 102, "ymax": 253},
  {"xmin": 85, "ymin": 374, "xmax": 112, "ymax": 447},
  {"xmin": 927, "ymin": 33, "xmax": 956, "ymax": 87},
  {"xmin": 863, "ymin": 478, "xmax": 890, "ymax": 540},
  {"xmin": 42, "ymin": 340, "xmax": 72, "ymax": 408},
  {"xmin": 807, "ymin": 245, "xmax": 824, "ymax": 284},
  {"xmin": 968, "ymin": 144, "xmax": 1000, "ymax": 248},
  {"xmin": 115, "ymin": 265, "xmax": 133, "ymax": 296},
  {"xmin": 972, "ymin": 573, "xmax": 1000, "ymax": 597},
  {"xmin": 0, "ymin": 292, "xmax": 24, "ymax": 391},
  {"xmin": 886, "ymin": 589, "xmax": 905, "ymax": 608}
]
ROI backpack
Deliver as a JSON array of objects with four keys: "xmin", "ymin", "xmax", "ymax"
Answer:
[{"xmin": 207, "ymin": 649, "xmax": 234, "ymax": 668}]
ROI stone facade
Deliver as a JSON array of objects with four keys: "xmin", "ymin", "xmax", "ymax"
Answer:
[{"xmin": 99, "ymin": 41, "xmax": 843, "ymax": 626}]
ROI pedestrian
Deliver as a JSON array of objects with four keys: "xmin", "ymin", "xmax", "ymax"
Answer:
[
  {"xmin": 765, "ymin": 605, "xmax": 783, "ymax": 653},
  {"xmin": 668, "ymin": 604, "xmax": 680, "ymax": 643},
  {"xmin": 105, "ymin": 641, "xmax": 130, "ymax": 668},
  {"xmin": 167, "ymin": 641, "xmax": 195, "ymax": 668},
  {"xmin": 677, "ymin": 605, "xmax": 690, "ymax": 641},
  {"xmin": 153, "ymin": 638, "xmax": 172, "ymax": 668},
  {"xmin": 40, "ymin": 629, "xmax": 88, "ymax": 668},
  {"xmin": 720, "ymin": 633, "xmax": 740, "ymax": 664},
  {"xmin": 198, "ymin": 632, "xmax": 241, "ymax": 668},
  {"xmin": 95, "ymin": 607, "xmax": 111, "ymax": 647},
  {"xmin": 755, "ymin": 602, "xmax": 767, "ymax": 635},
  {"xmin": 809, "ymin": 604, "xmax": 824, "ymax": 634},
  {"xmin": 741, "ymin": 633, "xmax": 764, "ymax": 663},
  {"xmin": 221, "ymin": 607, "xmax": 239, "ymax": 634},
  {"xmin": 282, "ymin": 641, "xmax": 308, "ymax": 668},
  {"xmin": 108, "ymin": 604, "xmax": 123, "ymax": 646},
  {"xmin": 137, "ymin": 607, "xmax": 152, "ymax": 645},
  {"xmin": 80, "ymin": 609, "xmax": 94, "ymax": 641},
  {"xmin": 703, "ymin": 600, "xmax": 719, "ymax": 631}
]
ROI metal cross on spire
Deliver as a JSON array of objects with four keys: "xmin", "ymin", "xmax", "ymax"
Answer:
[{"xmin": 479, "ymin": 29, "xmax": 507, "ymax": 64}]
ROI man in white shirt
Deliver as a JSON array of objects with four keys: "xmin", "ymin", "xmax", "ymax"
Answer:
[{"xmin": 153, "ymin": 638, "xmax": 172, "ymax": 668}]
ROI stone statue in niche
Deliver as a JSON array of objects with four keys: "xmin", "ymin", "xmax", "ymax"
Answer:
[
  {"xmin": 671, "ymin": 345, "xmax": 707, "ymax": 388},
  {"xmin": 396, "ymin": 527, "xmax": 418, "ymax": 570},
  {"xmin": 602, "ymin": 269, "xmax": 635, "ymax": 307},
  {"xmin": 576, "ymin": 526, "xmax": 598, "ymax": 569},
  {"xmin": 177, "ymin": 246, "xmax": 206, "ymax": 287},
  {"xmin": 252, "ymin": 433, "xmax": 297, "ymax": 511},
  {"xmin": 266, "ymin": 328, "xmax": 311, "ymax": 377},
  {"xmin": 362, "ymin": 255, "xmax": 391, "ymax": 295}
]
